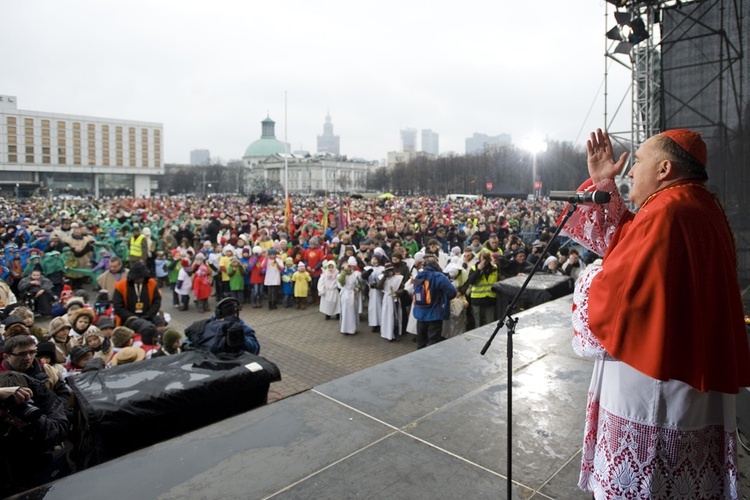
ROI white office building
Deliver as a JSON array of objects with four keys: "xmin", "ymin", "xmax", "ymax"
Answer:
[
  {"xmin": 0, "ymin": 95, "xmax": 164, "ymax": 197},
  {"xmin": 465, "ymin": 132, "xmax": 512, "ymax": 155}
]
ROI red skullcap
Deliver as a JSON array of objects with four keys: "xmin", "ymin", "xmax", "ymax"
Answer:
[{"xmin": 660, "ymin": 129, "xmax": 707, "ymax": 167}]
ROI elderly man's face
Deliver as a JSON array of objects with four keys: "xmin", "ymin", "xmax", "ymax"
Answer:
[{"xmin": 628, "ymin": 136, "xmax": 667, "ymax": 207}]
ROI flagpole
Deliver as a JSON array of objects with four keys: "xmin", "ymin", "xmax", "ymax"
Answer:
[{"xmin": 284, "ymin": 91, "xmax": 289, "ymax": 204}]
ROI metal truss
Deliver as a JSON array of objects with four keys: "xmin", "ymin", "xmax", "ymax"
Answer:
[{"xmin": 602, "ymin": 0, "xmax": 739, "ymax": 183}]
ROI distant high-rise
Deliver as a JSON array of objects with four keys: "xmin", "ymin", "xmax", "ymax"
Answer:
[
  {"xmin": 400, "ymin": 128, "xmax": 418, "ymax": 152},
  {"xmin": 465, "ymin": 132, "xmax": 512, "ymax": 155},
  {"xmin": 421, "ymin": 129, "xmax": 439, "ymax": 155},
  {"xmin": 190, "ymin": 149, "xmax": 211, "ymax": 166},
  {"xmin": 317, "ymin": 112, "xmax": 340, "ymax": 155}
]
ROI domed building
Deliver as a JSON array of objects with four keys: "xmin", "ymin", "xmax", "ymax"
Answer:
[
  {"xmin": 243, "ymin": 112, "xmax": 376, "ymax": 195},
  {"xmin": 242, "ymin": 116, "xmax": 288, "ymax": 167}
]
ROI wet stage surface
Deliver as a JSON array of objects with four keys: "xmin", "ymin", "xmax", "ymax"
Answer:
[{"xmin": 21, "ymin": 296, "xmax": 750, "ymax": 499}]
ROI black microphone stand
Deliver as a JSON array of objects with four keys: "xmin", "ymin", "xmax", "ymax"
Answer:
[{"xmin": 480, "ymin": 202, "xmax": 577, "ymax": 499}]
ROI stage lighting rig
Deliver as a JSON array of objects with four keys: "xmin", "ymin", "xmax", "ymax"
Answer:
[{"xmin": 606, "ymin": 8, "xmax": 650, "ymax": 54}]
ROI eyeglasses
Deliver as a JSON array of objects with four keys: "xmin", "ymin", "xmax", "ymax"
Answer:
[{"xmin": 11, "ymin": 350, "xmax": 37, "ymax": 358}]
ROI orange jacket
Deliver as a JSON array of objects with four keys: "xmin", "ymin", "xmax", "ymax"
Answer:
[{"xmin": 113, "ymin": 278, "xmax": 160, "ymax": 326}]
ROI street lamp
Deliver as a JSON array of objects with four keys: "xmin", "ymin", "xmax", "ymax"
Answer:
[{"xmin": 522, "ymin": 136, "xmax": 547, "ymax": 199}]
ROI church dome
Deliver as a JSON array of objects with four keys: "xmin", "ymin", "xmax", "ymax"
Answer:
[{"xmin": 243, "ymin": 116, "xmax": 287, "ymax": 158}]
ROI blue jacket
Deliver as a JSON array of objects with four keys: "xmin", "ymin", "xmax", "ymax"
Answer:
[
  {"xmin": 412, "ymin": 264, "xmax": 457, "ymax": 322},
  {"xmin": 187, "ymin": 315, "xmax": 260, "ymax": 355}
]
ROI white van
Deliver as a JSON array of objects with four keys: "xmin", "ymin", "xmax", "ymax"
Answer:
[{"xmin": 446, "ymin": 194, "xmax": 479, "ymax": 201}]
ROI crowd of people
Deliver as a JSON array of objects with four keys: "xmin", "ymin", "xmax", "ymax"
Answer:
[
  {"xmin": 2, "ymin": 126, "xmax": 749, "ymax": 498},
  {"xmin": 0, "ymin": 193, "xmax": 583, "ymax": 343},
  {"xmin": 0, "ymin": 191, "xmax": 586, "ymax": 493}
]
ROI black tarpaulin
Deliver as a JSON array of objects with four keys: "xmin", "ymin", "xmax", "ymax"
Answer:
[{"xmin": 67, "ymin": 350, "xmax": 281, "ymax": 468}]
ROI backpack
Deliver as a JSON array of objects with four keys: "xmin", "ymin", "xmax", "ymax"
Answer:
[{"xmin": 413, "ymin": 274, "xmax": 432, "ymax": 307}]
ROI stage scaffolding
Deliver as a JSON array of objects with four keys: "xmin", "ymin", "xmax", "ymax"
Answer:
[{"xmin": 603, "ymin": 0, "xmax": 749, "ymax": 283}]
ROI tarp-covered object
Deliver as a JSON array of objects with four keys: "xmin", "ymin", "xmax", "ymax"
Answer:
[
  {"xmin": 483, "ymin": 183, "xmax": 527, "ymax": 199},
  {"xmin": 68, "ymin": 350, "xmax": 281, "ymax": 468}
]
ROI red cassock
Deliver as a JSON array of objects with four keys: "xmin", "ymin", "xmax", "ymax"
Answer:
[{"xmin": 584, "ymin": 179, "xmax": 750, "ymax": 393}]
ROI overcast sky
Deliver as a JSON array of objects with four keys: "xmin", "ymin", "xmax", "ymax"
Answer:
[{"xmin": 2, "ymin": 1, "xmax": 632, "ymax": 164}]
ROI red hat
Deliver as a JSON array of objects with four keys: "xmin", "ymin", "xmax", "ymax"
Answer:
[
  {"xmin": 660, "ymin": 129, "xmax": 707, "ymax": 167},
  {"xmin": 171, "ymin": 248, "xmax": 181, "ymax": 257},
  {"xmin": 181, "ymin": 258, "xmax": 190, "ymax": 267}
]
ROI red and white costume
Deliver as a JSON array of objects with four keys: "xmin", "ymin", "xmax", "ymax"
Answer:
[{"xmin": 563, "ymin": 178, "xmax": 750, "ymax": 499}]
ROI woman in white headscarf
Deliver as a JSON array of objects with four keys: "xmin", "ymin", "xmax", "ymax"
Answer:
[
  {"xmin": 317, "ymin": 260, "xmax": 341, "ymax": 320},
  {"xmin": 337, "ymin": 257, "xmax": 362, "ymax": 335}
]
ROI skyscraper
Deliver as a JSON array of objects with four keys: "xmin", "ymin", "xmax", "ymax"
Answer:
[
  {"xmin": 316, "ymin": 112, "xmax": 340, "ymax": 155},
  {"xmin": 190, "ymin": 149, "xmax": 210, "ymax": 166},
  {"xmin": 421, "ymin": 129, "xmax": 439, "ymax": 155},
  {"xmin": 400, "ymin": 128, "xmax": 417, "ymax": 152}
]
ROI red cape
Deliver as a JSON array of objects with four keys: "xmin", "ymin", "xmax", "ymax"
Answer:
[{"xmin": 588, "ymin": 180, "xmax": 750, "ymax": 393}]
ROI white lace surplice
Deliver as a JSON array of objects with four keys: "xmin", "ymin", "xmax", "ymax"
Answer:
[{"xmin": 564, "ymin": 180, "xmax": 740, "ymax": 499}]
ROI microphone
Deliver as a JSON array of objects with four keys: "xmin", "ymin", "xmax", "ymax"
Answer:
[{"xmin": 549, "ymin": 190, "xmax": 611, "ymax": 204}]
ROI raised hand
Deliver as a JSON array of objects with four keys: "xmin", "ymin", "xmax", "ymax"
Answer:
[{"xmin": 587, "ymin": 128, "xmax": 628, "ymax": 184}]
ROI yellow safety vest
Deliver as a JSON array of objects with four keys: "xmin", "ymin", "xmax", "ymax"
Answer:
[
  {"xmin": 129, "ymin": 234, "xmax": 145, "ymax": 258},
  {"xmin": 469, "ymin": 265, "xmax": 498, "ymax": 299}
]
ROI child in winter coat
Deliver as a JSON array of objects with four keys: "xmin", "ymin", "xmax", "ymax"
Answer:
[
  {"xmin": 263, "ymin": 248, "xmax": 283, "ymax": 310},
  {"xmin": 154, "ymin": 250, "xmax": 170, "ymax": 287},
  {"xmin": 175, "ymin": 258, "xmax": 193, "ymax": 310},
  {"xmin": 218, "ymin": 245, "xmax": 235, "ymax": 298},
  {"xmin": 192, "ymin": 254, "xmax": 212, "ymax": 313},
  {"xmin": 84, "ymin": 328, "xmax": 114, "ymax": 365},
  {"xmin": 249, "ymin": 246, "xmax": 265, "ymax": 308},
  {"xmin": 167, "ymin": 249, "xmax": 182, "ymax": 308},
  {"xmin": 91, "ymin": 249, "xmax": 111, "ymax": 275},
  {"xmin": 291, "ymin": 262, "xmax": 312, "ymax": 309},
  {"xmin": 227, "ymin": 256, "xmax": 246, "ymax": 304},
  {"xmin": 239, "ymin": 247, "xmax": 252, "ymax": 303},
  {"xmin": 70, "ymin": 307, "xmax": 97, "ymax": 343},
  {"xmin": 281, "ymin": 257, "xmax": 296, "ymax": 308}
]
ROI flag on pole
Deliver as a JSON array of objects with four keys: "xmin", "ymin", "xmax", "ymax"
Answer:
[
  {"xmin": 338, "ymin": 198, "xmax": 344, "ymax": 229},
  {"xmin": 284, "ymin": 193, "xmax": 292, "ymax": 230},
  {"xmin": 322, "ymin": 203, "xmax": 328, "ymax": 233}
]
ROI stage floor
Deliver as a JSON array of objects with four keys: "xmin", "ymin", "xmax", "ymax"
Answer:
[{"xmin": 22, "ymin": 296, "xmax": 750, "ymax": 499}]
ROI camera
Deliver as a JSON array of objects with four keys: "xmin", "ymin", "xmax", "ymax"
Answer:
[
  {"xmin": 225, "ymin": 322, "xmax": 245, "ymax": 349},
  {"xmin": 2, "ymin": 398, "xmax": 42, "ymax": 422}
]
